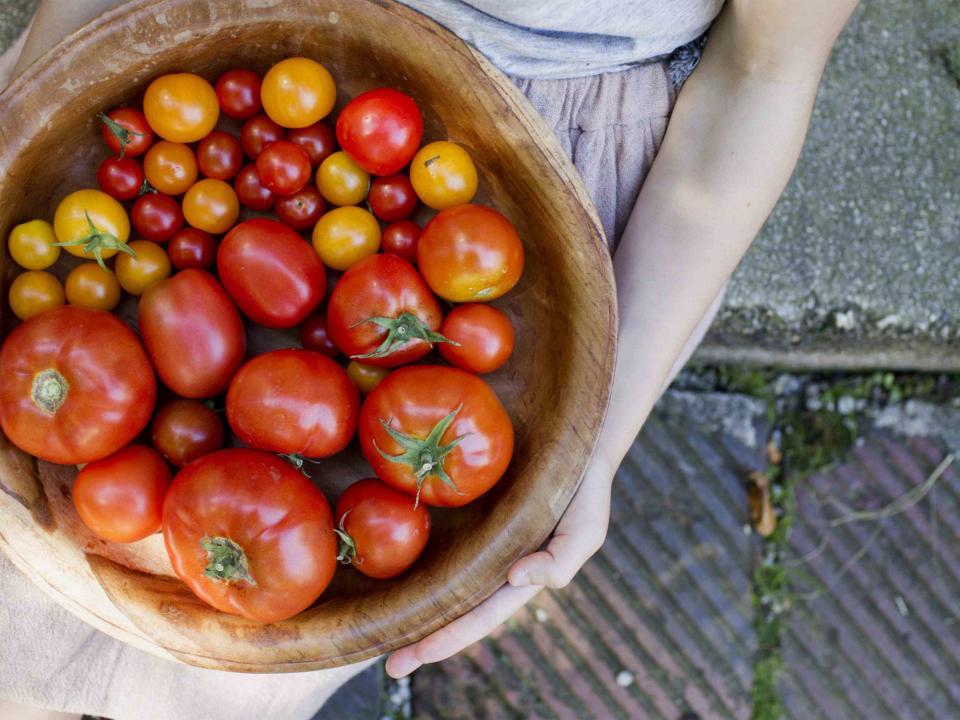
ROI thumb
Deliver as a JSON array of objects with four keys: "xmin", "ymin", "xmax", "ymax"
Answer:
[{"xmin": 508, "ymin": 525, "xmax": 606, "ymax": 589}]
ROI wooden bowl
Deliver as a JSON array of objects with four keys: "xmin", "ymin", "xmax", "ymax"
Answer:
[{"xmin": 0, "ymin": 0, "xmax": 616, "ymax": 672}]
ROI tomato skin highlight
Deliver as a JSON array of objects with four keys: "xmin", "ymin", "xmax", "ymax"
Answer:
[
  {"xmin": 162, "ymin": 448, "xmax": 337, "ymax": 623},
  {"xmin": 151, "ymin": 399, "xmax": 224, "ymax": 467},
  {"xmin": 439, "ymin": 304, "xmax": 515, "ymax": 374},
  {"xmin": 138, "ymin": 269, "xmax": 245, "ymax": 399},
  {"xmin": 336, "ymin": 88, "xmax": 423, "ymax": 176},
  {"xmin": 0, "ymin": 306, "xmax": 156, "ymax": 464}
]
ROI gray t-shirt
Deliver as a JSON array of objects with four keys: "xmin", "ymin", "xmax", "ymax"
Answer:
[{"xmin": 398, "ymin": 0, "xmax": 724, "ymax": 79}]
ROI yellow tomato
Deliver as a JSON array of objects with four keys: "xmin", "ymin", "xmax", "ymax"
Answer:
[
  {"xmin": 261, "ymin": 58, "xmax": 336, "ymax": 128},
  {"xmin": 346, "ymin": 360, "xmax": 390, "ymax": 395},
  {"xmin": 65, "ymin": 263, "xmax": 121, "ymax": 311},
  {"xmin": 53, "ymin": 189, "xmax": 131, "ymax": 269},
  {"xmin": 144, "ymin": 141, "xmax": 198, "ymax": 195},
  {"xmin": 182, "ymin": 179, "xmax": 240, "ymax": 234},
  {"xmin": 9, "ymin": 270, "xmax": 64, "ymax": 320},
  {"xmin": 143, "ymin": 73, "xmax": 219, "ymax": 143},
  {"xmin": 115, "ymin": 241, "xmax": 171, "ymax": 296},
  {"xmin": 312, "ymin": 206, "xmax": 380, "ymax": 271},
  {"xmin": 317, "ymin": 151, "xmax": 370, "ymax": 206},
  {"xmin": 410, "ymin": 141, "xmax": 478, "ymax": 210},
  {"xmin": 8, "ymin": 219, "xmax": 60, "ymax": 270}
]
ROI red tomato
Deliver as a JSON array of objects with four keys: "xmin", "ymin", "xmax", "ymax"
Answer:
[
  {"xmin": 197, "ymin": 131, "xmax": 244, "ymax": 180},
  {"xmin": 97, "ymin": 156, "xmax": 144, "ymax": 200},
  {"xmin": 73, "ymin": 445, "xmax": 171, "ymax": 543},
  {"xmin": 439, "ymin": 304, "xmax": 515, "ymax": 374},
  {"xmin": 100, "ymin": 107, "xmax": 154, "ymax": 158},
  {"xmin": 418, "ymin": 204, "xmax": 524, "ymax": 302},
  {"xmin": 359, "ymin": 365, "xmax": 513, "ymax": 507},
  {"xmin": 368, "ymin": 174, "xmax": 418, "ymax": 221},
  {"xmin": 163, "ymin": 448, "xmax": 336, "ymax": 623},
  {"xmin": 288, "ymin": 122, "xmax": 336, "ymax": 166},
  {"xmin": 218, "ymin": 218, "xmax": 326, "ymax": 328},
  {"xmin": 336, "ymin": 89, "xmax": 423, "ymax": 176},
  {"xmin": 167, "ymin": 227, "xmax": 217, "ymax": 270},
  {"xmin": 275, "ymin": 184, "xmax": 325, "ymax": 231},
  {"xmin": 139, "ymin": 269, "xmax": 245, "ymax": 398},
  {"xmin": 335, "ymin": 478, "xmax": 431, "ymax": 579},
  {"xmin": 0, "ymin": 307, "xmax": 156, "ymax": 464},
  {"xmin": 256, "ymin": 140, "xmax": 311, "ymax": 196},
  {"xmin": 240, "ymin": 114, "xmax": 285, "ymax": 159},
  {"xmin": 381, "ymin": 220, "xmax": 421, "ymax": 264},
  {"xmin": 226, "ymin": 349, "xmax": 358, "ymax": 458},
  {"xmin": 215, "ymin": 69, "xmax": 262, "ymax": 120},
  {"xmin": 132, "ymin": 193, "xmax": 184, "ymax": 243},
  {"xmin": 234, "ymin": 163, "xmax": 275, "ymax": 211},
  {"xmin": 326, "ymin": 253, "xmax": 447, "ymax": 368},
  {"xmin": 151, "ymin": 399, "xmax": 224, "ymax": 467},
  {"xmin": 299, "ymin": 314, "xmax": 339, "ymax": 357}
]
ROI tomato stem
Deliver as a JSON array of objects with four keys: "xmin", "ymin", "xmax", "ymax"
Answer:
[
  {"xmin": 351, "ymin": 311, "xmax": 458, "ymax": 361},
  {"xmin": 201, "ymin": 536, "xmax": 256, "ymax": 585},
  {"xmin": 333, "ymin": 513, "xmax": 357, "ymax": 565},
  {"xmin": 31, "ymin": 369, "xmax": 68, "ymax": 414},
  {"xmin": 98, "ymin": 112, "xmax": 145, "ymax": 160},
  {"xmin": 53, "ymin": 210, "xmax": 135, "ymax": 271},
  {"xmin": 138, "ymin": 178, "xmax": 156, "ymax": 196}
]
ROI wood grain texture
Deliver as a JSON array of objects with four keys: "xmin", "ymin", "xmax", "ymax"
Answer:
[{"xmin": 0, "ymin": 0, "xmax": 617, "ymax": 671}]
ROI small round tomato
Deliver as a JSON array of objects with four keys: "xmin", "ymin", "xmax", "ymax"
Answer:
[
  {"xmin": 360, "ymin": 365, "xmax": 514, "ymax": 507},
  {"xmin": 347, "ymin": 360, "xmax": 389, "ymax": 395},
  {"xmin": 335, "ymin": 478, "xmax": 431, "ymax": 579},
  {"xmin": 8, "ymin": 220, "xmax": 59, "ymax": 270},
  {"xmin": 9, "ymin": 270, "xmax": 64, "ymax": 320},
  {"xmin": 115, "ymin": 240, "xmax": 171, "ymax": 296},
  {"xmin": 65, "ymin": 263, "xmax": 121, "ymax": 311},
  {"xmin": 144, "ymin": 141, "xmax": 198, "ymax": 196},
  {"xmin": 381, "ymin": 220, "xmax": 421, "ymax": 264},
  {"xmin": 439, "ymin": 304, "xmax": 515, "ymax": 374},
  {"xmin": 215, "ymin": 69, "xmax": 262, "ymax": 120},
  {"xmin": 131, "ymin": 193, "xmax": 184, "ymax": 243},
  {"xmin": 234, "ymin": 163, "xmax": 275, "ymax": 211},
  {"xmin": 182, "ymin": 179, "xmax": 240, "ymax": 234},
  {"xmin": 288, "ymin": 122, "xmax": 336, "ymax": 166},
  {"xmin": 167, "ymin": 228, "xmax": 217, "ymax": 270},
  {"xmin": 151, "ymin": 399, "xmax": 224, "ymax": 467},
  {"xmin": 240, "ymin": 114, "xmax": 285, "ymax": 158},
  {"xmin": 196, "ymin": 131, "xmax": 244, "ymax": 180},
  {"xmin": 418, "ymin": 204, "xmax": 524, "ymax": 302},
  {"xmin": 53, "ymin": 189, "xmax": 131, "ymax": 268},
  {"xmin": 143, "ymin": 73, "xmax": 219, "ymax": 143},
  {"xmin": 97, "ymin": 156, "xmax": 145, "ymax": 200},
  {"xmin": 317, "ymin": 151, "xmax": 369, "ymax": 206},
  {"xmin": 261, "ymin": 57, "xmax": 336, "ymax": 129},
  {"xmin": 256, "ymin": 140, "xmax": 311, "ymax": 196},
  {"xmin": 162, "ymin": 448, "xmax": 336, "ymax": 623},
  {"xmin": 73, "ymin": 445, "xmax": 171, "ymax": 543},
  {"xmin": 312, "ymin": 206, "xmax": 380, "ymax": 271},
  {"xmin": 336, "ymin": 88, "xmax": 422, "ymax": 176},
  {"xmin": 226, "ymin": 349, "xmax": 358, "ymax": 458},
  {"xmin": 99, "ymin": 107, "xmax": 153, "ymax": 158},
  {"xmin": 299, "ymin": 314, "xmax": 338, "ymax": 356},
  {"xmin": 368, "ymin": 174, "xmax": 417, "ymax": 221},
  {"xmin": 275, "ymin": 184, "xmax": 325, "ymax": 230},
  {"xmin": 410, "ymin": 141, "xmax": 478, "ymax": 210}
]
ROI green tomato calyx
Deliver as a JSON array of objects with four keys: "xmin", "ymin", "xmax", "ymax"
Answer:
[
  {"xmin": 53, "ymin": 211, "xmax": 135, "ymax": 271},
  {"xmin": 31, "ymin": 369, "xmax": 68, "ymax": 414},
  {"xmin": 201, "ymin": 536, "xmax": 256, "ymax": 585},
  {"xmin": 351, "ymin": 311, "xmax": 458, "ymax": 360}
]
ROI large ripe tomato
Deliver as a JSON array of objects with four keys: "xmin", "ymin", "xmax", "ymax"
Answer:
[
  {"xmin": 182, "ymin": 179, "xmax": 240, "ymax": 234},
  {"xmin": 275, "ymin": 184, "xmax": 325, "ymax": 231},
  {"xmin": 233, "ymin": 163, "xmax": 275, "ymax": 211},
  {"xmin": 115, "ymin": 240, "xmax": 171, "ymax": 296},
  {"xmin": 439, "ymin": 303, "xmax": 515, "ymax": 374},
  {"xmin": 311, "ymin": 206, "xmax": 380, "ymax": 271},
  {"xmin": 53, "ymin": 189, "xmax": 132, "ymax": 269},
  {"xmin": 409, "ymin": 141, "xmax": 478, "ymax": 210},
  {"xmin": 64, "ymin": 263, "xmax": 121, "ymax": 311},
  {"xmin": 326, "ymin": 253, "xmax": 447, "ymax": 367},
  {"xmin": 336, "ymin": 89, "xmax": 423, "ymax": 176},
  {"xmin": 317, "ymin": 151, "xmax": 369, "ymax": 207},
  {"xmin": 226, "ymin": 349, "xmax": 358, "ymax": 458},
  {"xmin": 368, "ymin": 174, "xmax": 417, "ymax": 221},
  {"xmin": 73, "ymin": 445, "xmax": 171, "ymax": 543},
  {"xmin": 131, "ymin": 193, "xmax": 184, "ymax": 243},
  {"xmin": 0, "ymin": 306, "xmax": 156, "ymax": 464},
  {"xmin": 8, "ymin": 220, "xmax": 60, "ymax": 270},
  {"xmin": 288, "ymin": 122, "xmax": 336, "ymax": 166},
  {"xmin": 144, "ymin": 141, "xmax": 198, "ymax": 196},
  {"xmin": 218, "ymin": 219, "xmax": 326, "ymax": 328},
  {"xmin": 151, "ymin": 399, "xmax": 224, "ymax": 467},
  {"xmin": 196, "ymin": 131, "xmax": 244, "ymax": 180},
  {"xmin": 139, "ymin": 269, "xmax": 245, "ymax": 398},
  {"xmin": 359, "ymin": 365, "xmax": 513, "ymax": 507},
  {"xmin": 97, "ymin": 156, "xmax": 145, "ymax": 201},
  {"xmin": 261, "ymin": 58, "xmax": 336, "ymax": 129},
  {"xmin": 240, "ymin": 114, "xmax": 285, "ymax": 159},
  {"xmin": 143, "ymin": 73, "xmax": 219, "ymax": 143},
  {"xmin": 381, "ymin": 220, "xmax": 421, "ymax": 264},
  {"xmin": 418, "ymin": 204, "xmax": 524, "ymax": 302},
  {"xmin": 215, "ymin": 69, "xmax": 262, "ymax": 120},
  {"xmin": 167, "ymin": 227, "xmax": 216, "ymax": 270},
  {"xmin": 162, "ymin": 448, "xmax": 336, "ymax": 623},
  {"xmin": 99, "ymin": 107, "xmax": 154, "ymax": 158},
  {"xmin": 256, "ymin": 140, "xmax": 311, "ymax": 196},
  {"xmin": 8, "ymin": 270, "xmax": 64, "ymax": 320},
  {"xmin": 334, "ymin": 478, "xmax": 430, "ymax": 579}
]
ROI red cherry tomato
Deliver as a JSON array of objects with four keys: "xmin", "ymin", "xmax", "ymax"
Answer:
[
  {"xmin": 256, "ymin": 140, "xmax": 311, "ymax": 196},
  {"xmin": 132, "ymin": 193, "xmax": 184, "ymax": 243},
  {"xmin": 167, "ymin": 227, "xmax": 217, "ymax": 270},
  {"xmin": 368, "ymin": 174, "xmax": 418, "ymax": 221},
  {"xmin": 196, "ymin": 131, "xmax": 244, "ymax": 180},
  {"xmin": 151, "ymin": 399, "xmax": 224, "ymax": 467},
  {"xmin": 335, "ymin": 478, "xmax": 431, "ymax": 579},
  {"xmin": 439, "ymin": 303, "xmax": 515, "ymax": 374},
  {"xmin": 275, "ymin": 184, "xmax": 325, "ymax": 230},
  {"xmin": 233, "ymin": 163, "xmax": 275, "ymax": 211},
  {"xmin": 100, "ymin": 107, "xmax": 154, "ymax": 158},
  {"xmin": 287, "ymin": 122, "xmax": 336, "ymax": 166},
  {"xmin": 299, "ymin": 314, "xmax": 339, "ymax": 357},
  {"xmin": 336, "ymin": 89, "xmax": 423, "ymax": 176},
  {"xmin": 381, "ymin": 220, "xmax": 421, "ymax": 264},
  {"xmin": 97, "ymin": 156, "xmax": 145, "ymax": 201},
  {"xmin": 240, "ymin": 114, "xmax": 285, "ymax": 158},
  {"xmin": 215, "ymin": 69, "xmax": 262, "ymax": 120}
]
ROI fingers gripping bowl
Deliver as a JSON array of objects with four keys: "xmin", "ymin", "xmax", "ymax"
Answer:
[{"xmin": 0, "ymin": 0, "xmax": 615, "ymax": 671}]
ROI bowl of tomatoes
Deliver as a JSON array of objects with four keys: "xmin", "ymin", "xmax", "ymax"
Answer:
[{"xmin": 0, "ymin": 0, "xmax": 615, "ymax": 671}]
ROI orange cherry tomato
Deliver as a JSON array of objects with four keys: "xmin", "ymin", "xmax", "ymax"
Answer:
[
  {"xmin": 346, "ymin": 360, "xmax": 390, "ymax": 395},
  {"xmin": 261, "ymin": 58, "xmax": 336, "ymax": 128},
  {"xmin": 144, "ymin": 141, "xmax": 199, "ymax": 195},
  {"xmin": 8, "ymin": 220, "xmax": 60, "ymax": 270},
  {"xmin": 65, "ymin": 263, "xmax": 121, "ymax": 311},
  {"xmin": 317, "ymin": 151, "xmax": 369, "ymax": 206},
  {"xmin": 115, "ymin": 240, "xmax": 171, "ymax": 296},
  {"xmin": 182, "ymin": 179, "xmax": 240, "ymax": 234},
  {"xmin": 143, "ymin": 73, "xmax": 220, "ymax": 143},
  {"xmin": 311, "ymin": 206, "xmax": 380, "ymax": 271},
  {"xmin": 409, "ymin": 141, "xmax": 478, "ymax": 210},
  {"xmin": 8, "ymin": 270, "xmax": 64, "ymax": 320}
]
